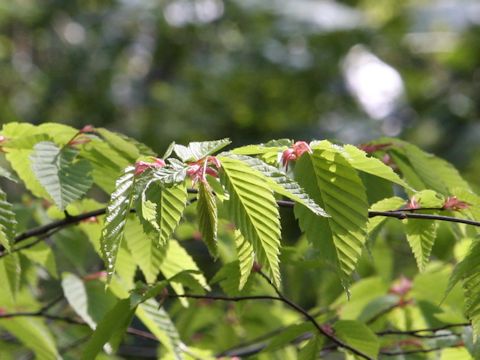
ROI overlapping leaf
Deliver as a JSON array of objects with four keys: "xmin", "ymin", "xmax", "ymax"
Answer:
[
  {"xmin": 334, "ymin": 320, "xmax": 379, "ymax": 359},
  {"xmin": 197, "ymin": 181, "xmax": 218, "ymax": 257},
  {"xmin": 294, "ymin": 148, "xmax": 369, "ymax": 289},
  {"xmin": 0, "ymin": 187, "xmax": 17, "ymax": 252},
  {"xmin": 235, "ymin": 230, "xmax": 254, "ymax": 290},
  {"xmin": 30, "ymin": 141, "xmax": 93, "ymax": 210},
  {"xmin": 100, "ymin": 165, "xmax": 136, "ymax": 284},
  {"xmin": 173, "ymin": 138, "xmax": 231, "ymax": 162},
  {"xmin": 220, "ymin": 156, "xmax": 282, "ymax": 286},
  {"xmin": 227, "ymin": 154, "xmax": 328, "ymax": 216},
  {"xmin": 446, "ymin": 240, "xmax": 480, "ymax": 335}
]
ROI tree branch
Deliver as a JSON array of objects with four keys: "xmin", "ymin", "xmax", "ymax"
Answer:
[{"xmin": 169, "ymin": 290, "xmax": 374, "ymax": 360}]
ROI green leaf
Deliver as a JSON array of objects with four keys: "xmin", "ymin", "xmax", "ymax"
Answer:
[
  {"xmin": 0, "ymin": 317, "xmax": 60, "ymax": 360},
  {"xmin": 158, "ymin": 183, "xmax": 187, "ymax": 247},
  {"xmin": 0, "ymin": 187, "xmax": 17, "ymax": 252},
  {"xmin": 298, "ymin": 335, "xmax": 324, "ymax": 360},
  {"xmin": 30, "ymin": 141, "xmax": 93, "ymax": 210},
  {"xmin": 151, "ymin": 159, "xmax": 188, "ymax": 185},
  {"xmin": 368, "ymin": 196, "xmax": 406, "ymax": 234},
  {"xmin": 447, "ymin": 241, "xmax": 480, "ymax": 335},
  {"xmin": 100, "ymin": 165, "xmax": 136, "ymax": 284},
  {"xmin": 294, "ymin": 149, "xmax": 369, "ymax": 288},
  {"xmin": 1, "ymin": 254, "xmax": 20, "ymax": 300},
  {"xmin": 124, "ymin": 215, "xmax": 163, "ymax": 283},
  {"xmin": 21, "ymin": 242, "xmax": 57, "ymax": 278},
  {"xmin": 159, "ymin": 240, "xmax": 210, "ymax": 294},
  {"xmin": 386, "ymin": 139, "xmax": 471, "ymax": 193},
  {"xmin": 211, "ymin": 261, "xmax": 253, "ymax": 296},
  {"xmin": 228, "ymin": 154, "xmax": 328, "ymax": 217},
  {"xmin": 334, "ymin": 320, "xmax": 379, "ymax": 359},
  {"xmin": 404, "ymin": 219, "xmax": 437, "ymax": 272},
  {"xmin": 96, "ymin": 128, "xmax": 148, "ymax": 162},
  {"xmin": 220, "ymin": 156, "xmax": 282, "ymax": 287},
  {"xmin": 235, "ymin": 230, "xmax": 254, "ymax": 290},
  {"xmin": 0, "ymin": 166, "xmax": 17, "ymax": 182},
  {"xmin": 341, "ymin": 144, "xmax": 411, "ymax": 190},
  {"xmin": 137, "ymin": 299, "xmax": 184, "ymax": 359},
  {"xmin": 197, "ymin": 181, "xmax": 218, "ymax": 257},
  {"xmin": 173, "ymin": 138, "xmax": 230, "ymax": 162},
  {"xmin": 265, "ymin": 323, "xmax": 314, "ymax": 352},
  {"xmin": 81, "ymin": 298, "xmax": 135, "ymax": 359},
  {"xmin": 62, "ymin": 272, "xmax": 97, "ymax": 329}
]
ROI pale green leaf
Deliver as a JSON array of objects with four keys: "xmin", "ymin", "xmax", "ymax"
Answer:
[
  {"xmin": 294, "ymin": 149, "xmax": 369, "ymax": 288},
  {"xmin": 235, "ymin": 230, "xmax": 254, "ymax": 290},
  {"xmin": 100, "ymin": 165, "xmax": 136, "ymax": 284},
  {"xmin": 227, "ymin": 154, "xmax": 327, "ymax": 217},
  {"xmin": 173, "ymin": 138, "xmax": 230, "ymax": 162},
  {"xmin": 265, "ymin": 323, "xmax": 313, "ymax": 352},
  {"xmin": 341, "ymin": 144, "xmax": 411, "ymax": 189},
  {"xmin": 0, "ymin": 187, "xmax": 16, "ymax": 252},
  {"xmin": 220, "ymin": 156, "xmax": 282, "ymax": 287},
  {"xmin": 404, "ymin": 219, "xmax": 437, "ymax": 271},
  {"xmin": 298, "ymin": 335, "xmax": 324, "ymax": 360},
  {"xmin": 124, "ymin": 215, "xmax": 163, "ymax": 283},
  {"xmin": 0, "ymin": 317, "xmax": 60, "ymax": 360},
  {"xmin": 211, "ymin": 261, "xmax": 253, "ymax": 296},
  {"xmin": 367, "ymin": 196, "xmax": 406, "ymax": 234},
  {"xmin": 157, "ymin": 183, "xmax": 187, "ymax": 247},
  {"xmin": 334, "ymin": 320, "xmax": 379, "ymax": 359},
  {"xmin": 30, "ymin": 141, "xmax": 93, "ymax": 210},
  {"xmin": 197, "ymin": 181, "xmax": 218, "ymax": 257},
  {"xmin": 160, "ymin": 240, "xmax": 210, "ymax": 294},
  {"xmin": 1, "ymin": 254, "xmax": 20, "ymax": 300},
  {"xmin": 62, "ymin": 272, "xmax": 97, "ymax": 329},
  {"xmin": 21, "ymin": 242, "xmax": 57, "ymax": 278}
]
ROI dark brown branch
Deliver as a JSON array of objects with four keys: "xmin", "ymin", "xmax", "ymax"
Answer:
[
  {"xmin": 1, "ymin": 190, "xmax": 478, "ymax": 257},
  {"xmin": 377, "ymin": 322, "xmax": 470, "ymax": 336}
]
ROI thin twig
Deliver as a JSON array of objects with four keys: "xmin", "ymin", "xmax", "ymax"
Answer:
[
  {"xmin": 170, "ymin": 291, "xmax": 374, "ymax": 360},
  {"xmin": 377, "ymin": 322, "xmax": 470, "ymax": 336}
]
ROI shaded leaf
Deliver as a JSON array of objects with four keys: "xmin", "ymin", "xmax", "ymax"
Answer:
[
  {"xmin": 0, "ymin": 187, "xmax": 16, "ymax": 252},
  {"xmin": 404, "ymin": 219, "xmax": 437, "ymax": 272},
  {"xmin": 197, "ymin": 181, "xmax": 218, "ymax": 257},
  {"xmin": 334, "ymin": 320, "xmax": 379, "ymax": 359}
]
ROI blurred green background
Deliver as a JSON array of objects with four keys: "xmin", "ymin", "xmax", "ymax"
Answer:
[{"xmin": 0, "ymin": 0, "xmax": 479, "ymax": 188}]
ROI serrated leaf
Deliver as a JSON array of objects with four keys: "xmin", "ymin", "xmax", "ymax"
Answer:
[
  {"xmin": 334, "ymin": 320, "xmax": 379, "ymax": 359},
  {"xmin": 160, "ymin": 240, "xmax": 209, "ymax": 294},
  {"xmin": 235, "ymin": 230, "xmax": 254, "ymax": 290},
  {"xmin": 30, "ymin": 141, "xmax": 93, "ymax": 210},
  {"xmin": 138, "ymin": 299, "xmax": 184, "ymax": 360},
  {"xmin": 173, "ymin": 138, "xmax": 230, "ymax": 162},
  {"xmin": 294, "ymin": 149, "xmax": 369, "ymax": 289},
  {"xmin": 197, "ymin": 182, "xmax": 218, "ymax": 257},
  {"xmin": 0, "ymin": 187, "xmax": 16, "ymax": 252},
  {"xmin": 151, "ymin": 160, "xmax": 188, "ymax": 186},
  {"xmin": 220, "ymin": 156, "xmax": 282, "ymax": 287},
  {"xmin": 81, "ymin": 298, "xmax": 135, "ymax": 360},
  {"xmin": 341, "ymin": 144, "xmax": 411, "ymax": 190},
  {"xmin": 404, "ymin": 219, "xmax": 437, "ymax": 271},
  {"xmin": 446, "ymin": 241, "xmax": 480, "ymax": 335},
  {"xmin": 100, "ymin": 166, "xmax": 136, "ymax": 284},
  {"xmin": 0, "ymin": 166, "xmax": 17, "ymax": 182},
  {"xmin": 211, "ymin": 261, "xmax": 253, "ymax": 296},
  {"xmin": 227, "ymin": 154, "xmax": 327, "ymax": 217},
  {"xmin": 158, "ymin": 183, "xmax": 187, "ymax": 247}
]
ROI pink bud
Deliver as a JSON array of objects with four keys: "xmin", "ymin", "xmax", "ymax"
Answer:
[
  {"xmin": 406, "ymin": 197, "xmax": 420, "ymax": 210},
  {"xmin": 358, "ymin": 142, "xmax": 392, "ymax": 154},
  {"xmin": 443, "ymin": 196, "xmax": 469, "ymax": 211},
  {"xmin": 292, "ymin": 141, "xmax": 312, "ymax": 156},
  {"xmin": 83, "ymin": 271, "xmax": 107, "ymax": 282},
  {"xmin": 80, "ymin": 125, "xmax": 95, "ymax": 133},
  {"xmin": 389, "ymin": 276, "xmax": 412, "ymax": 296},
  {"xmin": 135, "ymin": 161, "xmax": 151, "ymax": 175},
  {"xmin": 154, "ymin": 158, "xmax": 166, "ymax": 167}
]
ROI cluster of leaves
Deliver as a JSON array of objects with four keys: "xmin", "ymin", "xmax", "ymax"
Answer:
[{"xmin": 0, "ymin": 123, "xmax": 479, "ymax": 359}]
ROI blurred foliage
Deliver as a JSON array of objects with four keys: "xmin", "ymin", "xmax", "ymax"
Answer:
[{"xmin": 0, "ymin": 0, "xmax": 479, "ymax": 191}]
